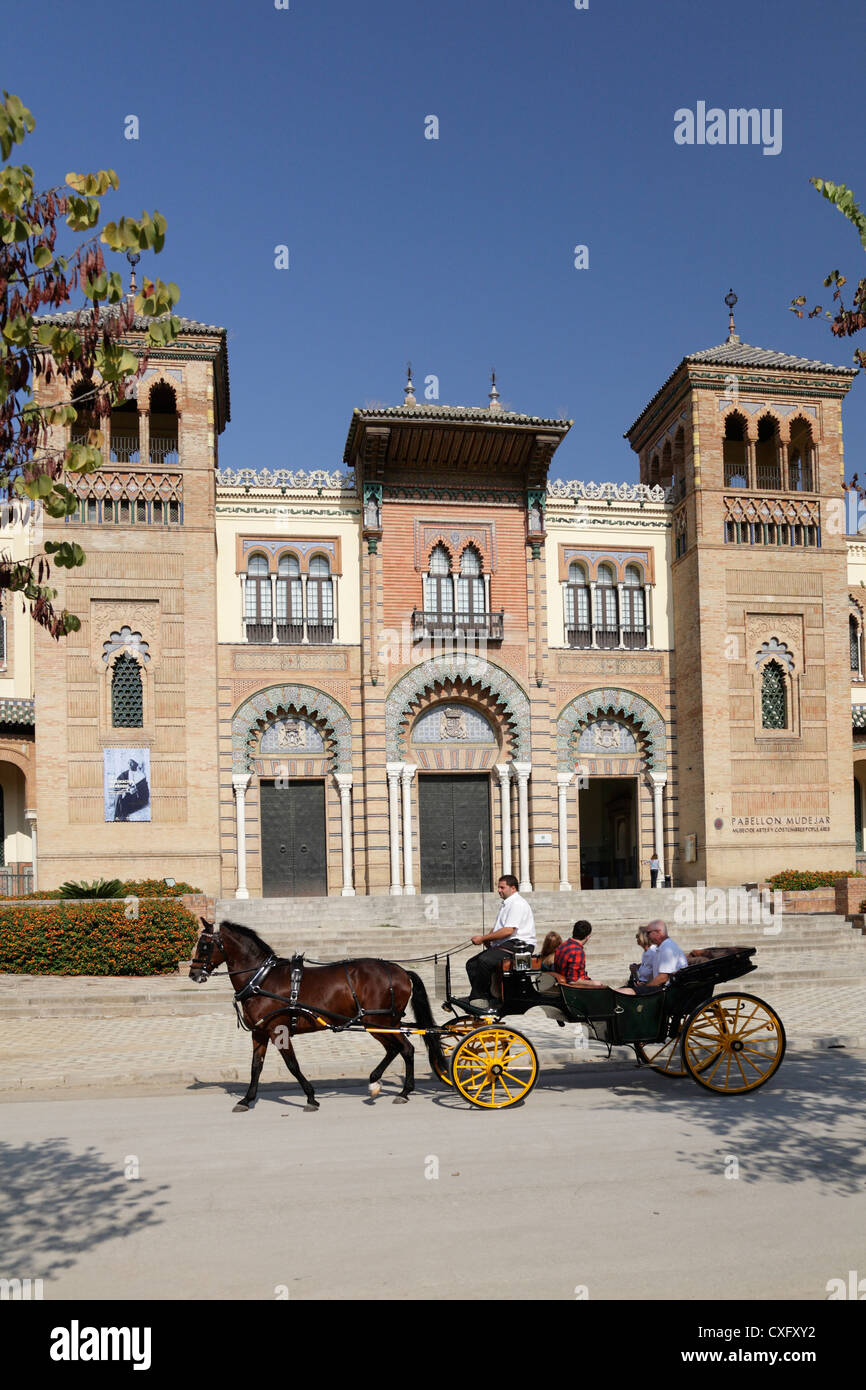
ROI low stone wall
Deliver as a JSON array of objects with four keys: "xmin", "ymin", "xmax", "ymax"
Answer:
[{"xmin": 753, "ymin": 877, "xmax": 864, "ymax": 916}]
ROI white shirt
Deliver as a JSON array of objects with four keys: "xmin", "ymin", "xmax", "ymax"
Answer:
[
  {"xmin": 491, "ymin": 892, "xmax": 536, "ymax": 949},
  {"xmin": 654, "ymin": 937, "xmax": 688, "ymax": 977},
  {"xmin": 637, "ymin": 944, "xmax": 658, "ymax": 982}
]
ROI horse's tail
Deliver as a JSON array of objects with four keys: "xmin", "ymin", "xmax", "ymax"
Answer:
[{"xmin": 407, "ymin": 970, "xmax": 446, "ymax": 1076}]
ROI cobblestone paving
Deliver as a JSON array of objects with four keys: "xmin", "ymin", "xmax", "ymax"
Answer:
[{"xmin": 0, "ymin": 981, "xmax": 863, "ymax": 1091}]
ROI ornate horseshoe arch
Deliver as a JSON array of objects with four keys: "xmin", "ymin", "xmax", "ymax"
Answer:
[
  {"xmin": 557, "ymin": 688, "xmax": 667, "ymax": 774},
  {"xmin": 231, "ymin": 684, "xmax": 352, "ymax": 773},
  {"xmin": 385, "ymin": 656, "xmax": 532, "ymax": 762}
]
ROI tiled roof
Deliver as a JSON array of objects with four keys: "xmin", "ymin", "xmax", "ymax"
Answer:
[
  {"xmin": 36, "ymin": 307, "xmax": 226, "ymax": 335},
  {"xmin": 626, "ymin": 337, "xmax": 858, "ymax": 439},
  {"xmin": 685, "ymin": 340, "xmax": 857, "ymax": 374},
  {"xmin": 0, "ymin": 698, "xmax": 34, "ymax": 726},
  {"xmin": 351, "ymin": 404, "xmax": 570, "ymax": 425}
]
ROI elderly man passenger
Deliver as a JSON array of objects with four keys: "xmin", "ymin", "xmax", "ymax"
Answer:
[{"xmin": 617, "ymin": 920, "xmax": 687, "ymax": 995}]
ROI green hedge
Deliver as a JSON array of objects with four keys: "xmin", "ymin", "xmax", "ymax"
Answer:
[
  {"xmin": 767, "ymin": 869, "xmax": 864, "ymax": 891},
  {"xmin": 0, "ymin": 878, "xmax": 201, "ymax": 902},
  {"xmin": 0, "ymin": 900, "xmax": 199, "ymax": 975}
]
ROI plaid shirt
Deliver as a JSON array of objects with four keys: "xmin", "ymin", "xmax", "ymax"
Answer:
[{"xmin": 553, "ymin": 938, "xmax": 588, "ymax": 983}]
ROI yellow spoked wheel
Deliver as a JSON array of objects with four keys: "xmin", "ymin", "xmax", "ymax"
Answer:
[
  {"xmin": 432, "ymin": 1017, "xmax": 482, "ymax": 1085},
  {"xmin": 635, "ymin": 1032, "xmax": 687, "ymax": 1077},
  {"xmin": 450, "ymin": 1026, "xmax": 539, "ymax": 1109},
  {"xmin": 682, "ymin": 993, "xmax": 786, "ymax": 1095}
]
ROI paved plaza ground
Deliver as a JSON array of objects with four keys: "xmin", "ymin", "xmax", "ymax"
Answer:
[
  {"xmin": 1, "ymin": 1048, "xmax": 864, "ymax": 1302},
  {"xmin": 0, "ymin": 974, "xmax": 863, "ymax": 1093}
]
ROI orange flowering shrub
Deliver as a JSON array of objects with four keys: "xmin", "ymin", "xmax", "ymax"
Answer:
[
  {"xmin": 767, "ymin": 869, "xmax": 864, "ymax": 891},
  {"xmin": 0, "ymin": 900, "xmax": 198, "ymax": 975}
]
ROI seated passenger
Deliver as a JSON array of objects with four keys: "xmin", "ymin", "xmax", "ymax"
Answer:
[
  {"xmin": 628, "ymin": 927, "xmax": 658, "ymax": 987},
  {"xmin": 618, "ymin": 920, "xmax": 687, "ymax": 995},
  {"xmin": 538, "ymin": 931, "xmax": 563, "ymax": 970},
  {"xmin": 553, "ymin": 921, "xmax": 603, "ymax": 988}
]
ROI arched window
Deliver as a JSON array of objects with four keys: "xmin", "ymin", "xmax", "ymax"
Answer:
[
  {"xmin": 307, "ymin": 554, "xmax": 334, "ymax": 643},
  {"xmin": 109, "ymin": 396, "xmax": 139, "ymax": 464},
  {"xmin": 244, "ymin": 554, "xmax": 272, "ymax": 642},
  {"xmin": 621, "ymin": 564, "xmax": 647, "ymax": 649},
  {"xmin": 594, "ymin": 563, "xmax": 619, "ymax": 649},
  {"xmin": 660, "ymin": 440, "xmax": 672, "ymax": 486},
  {"xmin": 851, "ymin": 612, "xmax": 863, "ymax": 678},
  {"xmin": 456, "ymin": 546, "xmax": 487, "ymax": 628},
  {"xmin": 672, "ymin": 427, "xmax": 686, "ymax": 499},
  {"xmin": 756, "ymin": 415, "xmax": 781, "ymax": 490},
  {"xmin": 112, "ymin": 653, "xmax": 143, "ymax": 727},
  {"xmin": 723, "ymin": 412, "xmax": 748, "ymax": 488},
  {"xmin": 565, "ymin": 561, "xmax": 591, "ymax": 648},
  {"xmin": 275, "ymin": 553, "xmax": 303, "ymax": 643},
  {"xmin": 649, "ymin": 454, "xmax": 660, "ymax": 486},
  {"xmin": 788, "ymin": 418, "xmax": 814, "ymax": 492},
  {"xmin": 149, "ymin": 381, "xmax": 179, "ymax": 465},
  {"xmin": 761, "ymin": 661, "xmax": 787, "ymax": 730},
  {"xmin": 423, "ymin": 544, "xmax": 454, "ymax": 627},
  {"xmin": 855, "ymin": 777, "xmax": 863, "ymax": 854},
  {"xmin": 70, "ymin": 381, "xmax": 98, "ymax": 448}
]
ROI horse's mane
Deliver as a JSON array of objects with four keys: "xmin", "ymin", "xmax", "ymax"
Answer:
[{"xmin": 220, "ymin": 919, "xmax": 274, "ymax": 956}]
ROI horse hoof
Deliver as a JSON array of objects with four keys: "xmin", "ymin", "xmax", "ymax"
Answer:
[
  {"xmin": 304, "ymin": 1101, "xmax": 319, "ymax": 1112},
  {"xmin": 368, "ymin": 1082, "xmax": 381, "ymax": 1098},
  {"xmin": 232, "ymin": 1103, "xmax": 249, "ymax": 1113},
  {"xmin": 393, "ymin": 1096, "xmax": 409, "ymax": 1105}
]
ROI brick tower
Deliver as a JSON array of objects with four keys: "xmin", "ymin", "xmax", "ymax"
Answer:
[
  {"xmin": 627, "ymin": 297, "xmax": 857, "ymax": 885},
  {"xmin": 33, "ymin": 305, "xmax": 229, "ymax": 894}
]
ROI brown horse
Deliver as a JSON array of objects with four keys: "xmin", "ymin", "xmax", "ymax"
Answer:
[{"xmin": 189, "ymin": 919, "xmax": 445, "ymax": 1110}]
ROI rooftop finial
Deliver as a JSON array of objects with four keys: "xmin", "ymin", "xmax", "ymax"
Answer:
[
  {"xmin": 127, "ymin": 250, "xmax": 140, "ymax": 296},
  {"xmin": 488, "ymin": 368, "xmax": 501, "ymax": 412},
  {"xmin": 725, "ymin": 288, "xmax": 739, "ymax": 343},
  {"xmin": 404, "ymin": 361, "xmax": 416, "ymax": 407}
]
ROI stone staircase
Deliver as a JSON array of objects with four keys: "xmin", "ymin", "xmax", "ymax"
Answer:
[{"xmin": 1, "ymin": 888, "xmax": 864, "ymax": 1022}]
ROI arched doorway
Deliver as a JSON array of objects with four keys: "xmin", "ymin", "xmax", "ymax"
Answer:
[
  {"xmin": 230, "ymin": 684, "xmax": 354, "ymax": 898},
  {"xmin": 411, "ymin": 703, "xmax": 498, "ymax": 894},
  {"xmin": 557, "ymin": 689, "xmax": 668, "ymax": 890}
]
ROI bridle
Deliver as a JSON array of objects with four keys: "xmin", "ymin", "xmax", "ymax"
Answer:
[{"xmin": 191, "ymin": 930, "xmax": 273, "ymax": 983}]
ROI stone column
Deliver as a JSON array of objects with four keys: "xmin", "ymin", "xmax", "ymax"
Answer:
[
  {"xmin": 334, "ymin": 773, "xmax": 355, "ymax": 896},
  {"xmin": 512, "ymin": 761, "xmax": 532, "ymax": 893},
  {"xmin": 589, "ymin": 582, "xmax": 598, "ymax": 647},
  {"xmin": 386, "ymin": 763, "xmax": 404, "ymax": 895},
  {"xmin": 232, "ymin": 773, "xmax": 252, "ymax": 899},
  {"xmin": 139, "ymin": 404, "xmax": 150, "ymax": 468},
  {"xmin": 24, "ymin": 808, "xmax": 37, "ymax": 894},
  {"xmin": 648, "ymin": 771, "xmax": 667, "ymax": 885},
  {"xmin": 401, "ymin": 763, "xmax": 417, "ymax": 896},
  {"xmin": 616, "ymin": 582, "xmax": 626, "ymax": 647},
  {"xmin": 746, "ymin": 439, "xmax": 756, "ymax": 489},
  {"xmin": 495, "ymin": 764, "xmax": 512, "ymax": 877},
  {"xmin": 556, "ymin": 774, "xmax": 573, "ymax": 890}
]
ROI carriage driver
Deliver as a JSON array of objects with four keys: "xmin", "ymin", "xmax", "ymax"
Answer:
[{"xmin": 465, "ymin": 874, "xmax": 536, "ymax": 1008}]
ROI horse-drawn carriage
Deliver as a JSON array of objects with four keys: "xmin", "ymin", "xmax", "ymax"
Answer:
[
  {"xmin": 434, "ymin": 944, "xmax": 786, "ymax": 1108},
  {"xmin": 190, "ymin": 920, "xmax": 786, "ymax": 1113}
]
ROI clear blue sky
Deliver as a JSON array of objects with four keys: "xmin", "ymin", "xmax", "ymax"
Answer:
[{"xmin": 12, "ymin": 0, "xmax": 866, "ymax": 482}]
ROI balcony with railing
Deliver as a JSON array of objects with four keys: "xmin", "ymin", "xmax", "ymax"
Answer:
[
  {"xmin": 245, "ymin": 619, "xmax": 334, "ymax": 645},
  {"xmin": 411, "ymin": 609, "xmax": 504, "ymax": 641}
]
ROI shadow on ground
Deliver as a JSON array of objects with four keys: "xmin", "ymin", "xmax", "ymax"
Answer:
[
  {"xmin": 0, "ymin": 1137, "xmax": 170, "ymax": 1283},
  {"xmin": 541, "ymin": 1047, "xmax": 866, "ymax": 1194}
]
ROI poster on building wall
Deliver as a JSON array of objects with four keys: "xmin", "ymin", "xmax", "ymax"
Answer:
[{"xmin": 104, "ymin": 748, "xmax": 151, "ymax": 823}]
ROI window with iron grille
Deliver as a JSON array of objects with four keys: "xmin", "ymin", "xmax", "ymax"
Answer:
[
  {"xmin": 307, "ymin": 554, "xmax": 334, "ymax": 641},
  {"xmin": 851, "ymin": 615, "xmax": 862, "ymax": 675},
  {"xmin": 621, "ymin": 564, "xmax": 647, "ymax": 649},
  {"xmin": 593, "ymin": 565, "xmax": 619, "ymax": 648},
  {"xmin": 245, "ymin": 554, "xmax": 272, "ymax": 640},
  {"xmin": 112, "ymin": 653, "xmax": 143, "ymax": 727},
  {"xmin": 761, "ymin": 661, "xmax": 787, "ymax": 730},
  {"xmin": 275, "ymin": 553, "xmax": 304, "ymax": 641},
  {"xmin": 423, "ymin": 544, "xmax": 454, "ymax": 620},
  {"xmin": 456, "ymin": 546, "xmax": 486, "ymax": 625},
  {"xmin": 564, "ymin": 561, "xmax": 591, "ymax": 647}
]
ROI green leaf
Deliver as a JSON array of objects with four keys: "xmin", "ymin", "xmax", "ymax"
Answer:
[
  {"xmin": 811, "ymin": 177, "xmax": 866, "ymax": 251},
  {"xmin": 52, "ymin": 542, "xmax": 87, "ymax": 569},
  {"xmin": 65, "ymin": 195, "xmax": 101, "ymax": 232},
  {"xmin": 64, "ymin": 442, "xmax": 103, "ymax": 474},
  {"xmin": 32, "ymin": 243, "xmax": 52, "ymax": 268}
]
